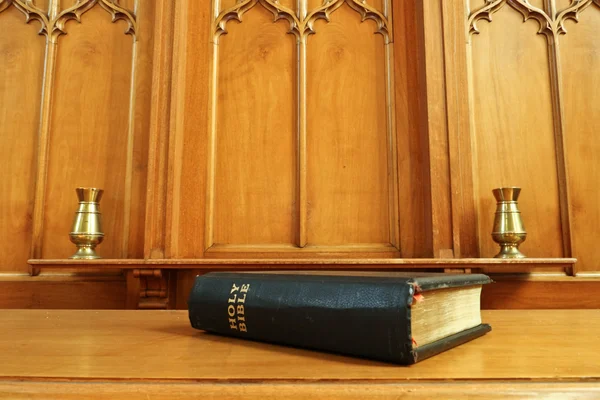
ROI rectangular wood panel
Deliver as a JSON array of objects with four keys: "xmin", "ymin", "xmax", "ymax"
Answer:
[
  {"xmin": 468, "ymin": 6, "xmax": 563, "ymax": 259},
  {"xmin": 212, "ymin": 6, "xmax": 297, "ymax": 246},
  {"xmin": 42, "ymin": 6, "xmax": 135, "ymax": 259},
  {"xmin": 560, "ymin": 5, "xmax": 600, "ymax": 272},
  {"xmin": 306, "ymin": 3, "xmax": 392, "ymax": 246},
  {"xmin": 0, "ymin": 7, "xmax": 45, "ymax": 272}
]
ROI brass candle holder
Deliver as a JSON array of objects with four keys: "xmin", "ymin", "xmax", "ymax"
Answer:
[
  {"xmin": 69, "ymin": 187, "xmax": 104, "ymax": 259},
  {"xmin": 491, "ymin": 187, "xmax": 526, "ymax": 258}
]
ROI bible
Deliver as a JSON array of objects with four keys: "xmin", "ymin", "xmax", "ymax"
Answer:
[{"xmin": 188, "ymin": 271, "xmax": 492, "ymax": 365}]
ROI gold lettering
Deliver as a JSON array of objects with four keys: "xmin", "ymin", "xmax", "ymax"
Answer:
[
  {"xmin": 229, "ymin": 318, "xmax": 237, "ymax": 330},
  {"xmin": 240, "ymin": 284, "xmax": 250, "ymax": 293},
  {"xmin": 227, "ymin": 305, "xmax": 235, "ymax": 317},
  {"xmin": 237, "ymin": 293, "xmax": 246, "ymax": 303},
  {"xmin": 237, "ymin": 315, "xmax": 245, "ymax": 322},
  {"xmin": 228, "ymin": 293, "xmax": 237, "ymax": 303},
  {"xmin": 230, "ymin": 283, "xmax": 240, "ymax": 293},
  {"xmin": 239, "ymin": 322, "xmax": 247, "ymax": 332},
  {"xmin": 237, "ymin": 304, "xmax": 244, "ymax": 315}
]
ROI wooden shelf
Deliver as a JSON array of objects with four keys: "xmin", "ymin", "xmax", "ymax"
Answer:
[{"xmin": 28, "ymin": 257, "xmax": 576, "ymax": 271}]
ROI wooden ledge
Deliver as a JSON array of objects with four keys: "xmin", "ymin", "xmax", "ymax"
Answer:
[{"xmin": 28, "ymin": 257, "xmax": 576, "ymax": 271}]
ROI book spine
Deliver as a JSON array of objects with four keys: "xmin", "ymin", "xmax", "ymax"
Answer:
[{"xmin": 188, "ymin": 273, "xmax": 416, "ymax": 364}]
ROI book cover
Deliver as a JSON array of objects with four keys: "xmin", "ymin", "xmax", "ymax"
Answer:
[{"xmin": 188, "ymin": 271, "xmax": 492, "ymax": 365}]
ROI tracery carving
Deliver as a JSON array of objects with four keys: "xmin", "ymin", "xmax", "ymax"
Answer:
[
  {"xmin": 213, "ymin": 0, "xmax": 390, "ymax": 43},
  {"xmin": 0, "ymin": 0, "xmax": 137, "ymax": 41},
  {"xmin": 0, "ymin": 0, "xmax": 50, "ymax": 36},
  {"xmin": 469, "ymin": 0, "xmax": 599, "ymax": 37}
]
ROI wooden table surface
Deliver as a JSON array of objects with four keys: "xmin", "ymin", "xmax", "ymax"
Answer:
[{"xmin": 0, "ymin": 310, "xmax": 599, "ymax": 399}]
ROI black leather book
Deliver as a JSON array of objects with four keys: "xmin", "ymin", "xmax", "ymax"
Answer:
[{"xmin": 188, "ymin": 271, "xmax": 492, "ymax": 365}]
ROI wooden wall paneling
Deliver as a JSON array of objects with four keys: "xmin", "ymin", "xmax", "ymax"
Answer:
[
  {"xmin": 420, "ymin": 0, "xmax": 454, "ymax": 257},
  {"xmin": 559, "ymin": 1, "xmax": 600, "ymax": 274},
  {"xmin": 28, "ymin": 0, "xmax": 56, "ymax": 276},
  {"xmin": 306, "ymin": 2, "xmax": 397, "ymax": 250},
  {"xmin": 210, "ymin": 5, "xmax": 297, "ymax": 249},
  {"xmin": 41, "ymin": 2, "xmax": 137, "ymax": 262},
  {"xmin": 167, "ymin": 0, "xmax": 210, "ymax": 259},
  {"xmin": 0, "ymin": 3, "xmax": 46, "ymax": 273},
  {"xmin": 0, "ymin": 274, "xmax": 126, "ymax": 309},
  {"xmin": 467, "ymin": 2, "xmax": 564, "ymax": 267},
  {"xmin": 126, "ymin": 0, "xmax": 153, "ymax": 259},
  {"xmin": 392, "ymin": 0, "xmax": 433, "ymax": 258},
  {"xmin": 481, "ymin": 274, "xmax": 600, "ymax": 309},
  {"xmin": 144, "ymin": 0, "xmax": 175, "ymax": 260},
  {"xmin": 441, "ymin": 0, "xmax": 478, "ymax": 258}
]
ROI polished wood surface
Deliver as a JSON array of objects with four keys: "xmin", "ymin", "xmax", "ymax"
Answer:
[
  {"xmin": 1, "ymin": 0, "xmax": 599, "ymax": 310},
  {"xmin": 27, "ymin": 257, "xmax": 576, "ymax": 270},
  {"xmin": 0, "ymin": 310, "xmax": 599, "ymax": 398},
  {"xmin": 2, "ymin": 382, "xmax": 600, "ymax": 400},
  {"xmin": 482, "ymin": 274, "xmax": 600, "ymax": 309},
  {"xmin": 307, "ymin": 4, "xmax": 393, "ymax": 248},
  {"xmin": 561, "ymin": 6, "xmax": 600, "ymax": 272},
  {"xmin": 213, "ymin": 6, "xmax": 297, "ymax": 247}
]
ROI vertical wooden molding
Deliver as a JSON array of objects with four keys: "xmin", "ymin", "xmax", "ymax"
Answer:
[
  {"xmin": 384, "ymin": 0, "xmax": 400, "ymax": 250},
  {"xmin": 440, "ymin": 0, "xmax": 478, "ymax": 257},
  {"xmin": 144, "ymin": 0, "xmax": 175, "ymax": 259},
  {"xmin": 29, "ymin": 0, "xmax": 59, "ymax": 276},
  {"xmin": 297, "ymin": 0, "xmax": 307, "ymax": 248},
  {"xmin": 165, "ymin": 0, "xmax": 189, "ymax": 258},
  {"xmin": 205, "ymin": 0, "xmax": 221, "ymax": 251},
  {"xmin": 420, "ymin": 0, "xmax": 454, "ymax": 257},
  {"xmin": 544, "ymin": 0, "xmax": 574, "ymax": 274},
  {"xmin": 122, "ymin": 0, "xmax": 140, "ymax": 258}
]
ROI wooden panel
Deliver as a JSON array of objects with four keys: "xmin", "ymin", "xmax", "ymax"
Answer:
[
  {"xmin": 168, "ymin": 0, "xmax": 210, "ymax": 258},
  {"xmin": 212, "ymin": 6, "xmax": 296, "ymax": 246},
  {"xmin": 3, "ymin": 382, "xmax": 600, "ymax": 400},
  {"xmin": 307, "ymin": 0, "xmax": 385, "ymax": 14},
  {"xmin": 0, "ymin": 275, "xmax": 125, "ymax": 309},
  {"xmin": 220, "ymin": 0, "xmax": 296, "ymax": 14},
  {"xmin": 421, "ymin": 0, "xmax": 453, "ymax": 256},
  {"xmin": 393, "ymin": 0, "xmax": 432, "ymax": 257},
  {"xmin": 127, "ymin": 0, "xmax": 153, "ymax": 258},
  {"xmin": 560, "ymin": 6, "xmax": 600, "ymax": 272},
  {"xmin": 34, "ymin": 0, "xmax": 49, "ymax": 12},
  {"xmin": 481, "ymin": 275, "xmax": 600, "ymax": 309},
  {"xmin": 42, "ymin": 6, "xmax": 134, "ymax": 259},
  {"xmin": 0, "ymin": 6, "xmax": 45, "ymax": 272},
  {"xmin": 469, "ymin": 7, "xmax": 563, "ymax": 259},
  {"xmin": 306, "ymin": 4, "xmax": 390, "ymax": 246}
]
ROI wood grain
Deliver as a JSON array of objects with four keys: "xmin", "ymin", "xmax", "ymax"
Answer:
[
  {"xmin": 481, "ymin": 274, "xmax": 600, "ymax": 309},
  {"xmin": 560, "ymin": 6, "xmax": 600, "ymax": 273},
  {"xmin": 0, "ymin": 275, "xmax": 125, "ymax": 309},
  {"xmin": 307, "ymin": 3, "xmax": 390, "ymax": 246},
  {"xmin": 212, "ymin": 5, "xmax": 297, "ymax": 247},
  {"xmin": 0, "ymin": 6, "xmax": 45, "ymax": 272},
  {"xmin": 468, "ymin": 6, "xmax": 563, "ymax": 260},
  {"xmin": 127, "ymin": 0, "xmax": 152, "ymax": 258},
  {"xmin": 42, "ymin": 6, "xmax": 134, "ymax": 259},
  {"xmin": 0, "ymin": 309, "xmax": 598, "ymax": 381},
  {"xmin": 3, "ymin": 381, "xmax": 599, "ymax": 400},
  {"xmin": 28, "ymin": 257, "xmax": 576, "ymax": 270},
  {"xmin": 393, "ymin": 0, "xmax": 432, "ymax": 257},
  {"xmin": 441, "ymin": 0, "xmax": 478, "ymax": 258},
  {"xmin": 421, "ymin": 0, "xmax": 453, "ymax": 256},
  {"xmin": 164, "ymin": 0, "xmax": 210, "ymax": 258},
  {"xmin": 144, "ymin": 0, "xmax": 175, "ymax": 259}
]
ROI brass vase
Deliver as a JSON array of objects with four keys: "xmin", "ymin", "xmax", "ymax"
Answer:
[
  {"xmin": 491, "ymin": 187, "xmax": 526, "ymax": 258},
  {"xmin": 69, "ymin": 187, "xmax": 104, "ymax": 259}
]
